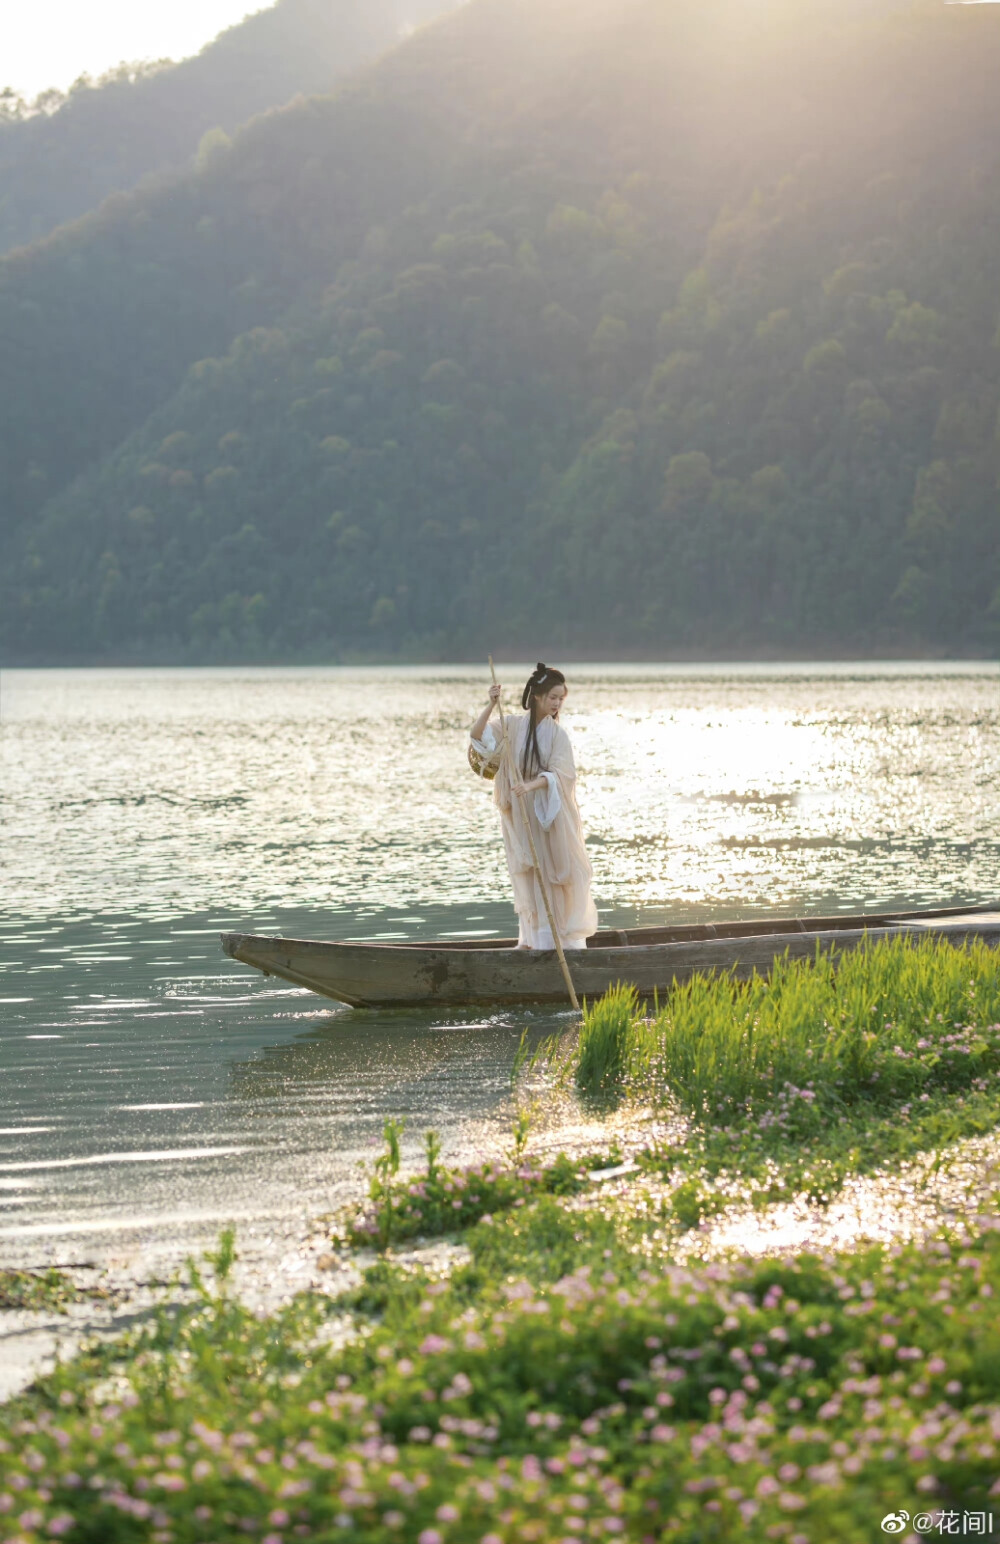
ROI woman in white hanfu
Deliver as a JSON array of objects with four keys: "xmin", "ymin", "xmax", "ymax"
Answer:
[{"xmin": 469, "ymin": 663, "xmax": 598, "ymax": 951}]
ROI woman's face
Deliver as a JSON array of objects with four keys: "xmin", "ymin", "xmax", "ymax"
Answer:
[{"xmin": 535, "ymin": 684, "xmax": 567, "ymax": 720}]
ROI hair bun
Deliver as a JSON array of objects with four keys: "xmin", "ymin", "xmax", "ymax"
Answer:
[{"xmin": 521, "ymin": 661, "xmax": 565, "ymax": 712}]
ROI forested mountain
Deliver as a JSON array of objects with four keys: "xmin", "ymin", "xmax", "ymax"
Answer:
[
  {"xmin": 2, "ymin": 0, "xmax": 999, "ymax": 662},
  {"xmin": 0, "ymin": 0, "xmax": 463, "ymax": 255}
]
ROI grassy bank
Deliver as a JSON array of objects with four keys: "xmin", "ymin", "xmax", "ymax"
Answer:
[
  {"xmin": 574, "ymin": 937, "xmax": 1000, "ymax": 1213},
  {"xmin": 2, "ymin": 939, "xmax": 1000, "ymax": 1542}
]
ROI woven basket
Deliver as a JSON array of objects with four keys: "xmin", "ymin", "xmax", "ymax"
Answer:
[{"xmin": 468, "ymin": 741, "xmax": 500, "ymax": 781}]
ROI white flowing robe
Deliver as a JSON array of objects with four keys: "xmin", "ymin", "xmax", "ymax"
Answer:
[{"xmin": 471, "ymin": 713, "xmax": 598, "ymax": 950}]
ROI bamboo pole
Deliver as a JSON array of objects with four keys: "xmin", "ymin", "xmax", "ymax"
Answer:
[{"xmin": 489, "ymin": 657, "xmax": 580, "ymax": 1011}]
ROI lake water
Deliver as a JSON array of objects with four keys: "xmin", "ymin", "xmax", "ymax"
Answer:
[{"xmin": 1, "ymin": 662, "xmax": 997, "ymax": 1264}]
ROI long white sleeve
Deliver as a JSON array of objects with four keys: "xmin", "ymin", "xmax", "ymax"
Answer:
[{"xmin": 533, "ymin": 771, "xmax": 562, "ymax": 830}]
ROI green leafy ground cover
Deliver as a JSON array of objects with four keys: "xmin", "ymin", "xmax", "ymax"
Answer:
[
  {"xmin": 3, "ymin": 939, "xmax": 1000, "ymax": 1541},
  {"xmin": 339, "ymin": 1120, "xmax": 620, "ymax": 1250},
  {"xmin": 3, "ymin": 1208, "xmax": 1000, "ymax": 1541}
]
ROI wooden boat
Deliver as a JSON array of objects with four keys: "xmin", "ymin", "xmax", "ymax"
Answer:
[{"xmin": 221, "ymin": 902, "xmax": 1000, "ymax": 1009}]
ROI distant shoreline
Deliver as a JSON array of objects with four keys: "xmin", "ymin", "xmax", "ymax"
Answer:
[{"xmin": 2, "ymin": 647, "xmax": 997, "ymax": 671}]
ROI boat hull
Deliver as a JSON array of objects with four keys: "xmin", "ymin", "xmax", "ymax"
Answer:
[{"xmin": 221, "ymin": 906, "xmax": 1000, "ymax": 1009}]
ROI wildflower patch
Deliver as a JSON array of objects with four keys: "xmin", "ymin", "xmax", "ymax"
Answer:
[{"xmin": 4, "ymin": 1221, "xmax": 1000, "ymax": 1540}]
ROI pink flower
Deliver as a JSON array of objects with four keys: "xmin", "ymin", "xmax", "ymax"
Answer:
[
  {"xmin": 756, "ymin": 1476, "xmax": 780, "ymax": 1497},
  {"xmin": 927, "ymin": 1357, "xmax": 946, "ymax": 1374},
  {"xmin": 418, "ymin": 1533, "xmax": 443, "ymax": 1544},
  {"xmin": 436, "ymin": 1506, "xmax": 460, "ymax": 1523},
  {"xmin": 419, "ymin": 1335, "xmax": 450, "ymax": 1355}
]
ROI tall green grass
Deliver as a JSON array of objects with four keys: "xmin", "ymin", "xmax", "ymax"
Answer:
[
  {"xmin": 578, "ymin": 939, "xmax": 1000, "ymax": 1134},
  {"xmin": 575, "ymin": 982, "xmax": 639, "ymax": 1097}
]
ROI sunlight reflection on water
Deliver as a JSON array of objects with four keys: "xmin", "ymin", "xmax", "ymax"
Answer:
[{"xmin": 2, "ymin": 662, "xmax": 998, "ymax": 922}]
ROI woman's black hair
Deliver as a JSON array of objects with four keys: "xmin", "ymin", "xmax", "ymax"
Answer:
[{"xmin": 520, "ymin": 662, "xmax": 566, "ymax": 780}]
